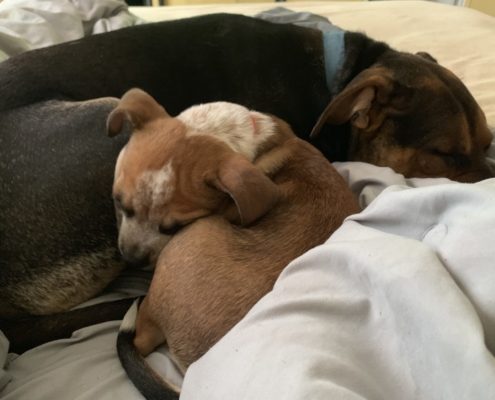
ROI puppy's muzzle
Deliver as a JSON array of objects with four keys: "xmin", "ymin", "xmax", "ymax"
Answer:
[
  {"xmin": 117, "ymin": 215, "xmax": 171, "ymax": 268},
  {"xmin": 120, "ymin": 245, "xmax": 151, "ymax": 269}
]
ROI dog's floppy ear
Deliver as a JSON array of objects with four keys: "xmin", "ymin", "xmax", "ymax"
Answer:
[
  {"xmin": 107, "ymin": 88, "xmax": 169, "ymax": 137},
  {"xmin": 210, "ymin": 154, "xmax": 280, "ymax": 226},
  {"xmin": 310, "ymin": 67, "xmax": 413, "ymax": 138},
  {"xmin": 416, "ymin": 51, "xmax": 438, "ymax": 63}
]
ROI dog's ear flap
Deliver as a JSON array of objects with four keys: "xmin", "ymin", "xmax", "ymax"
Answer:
[
  {"xmin": 416, "ymin": 51, "xmax": 438, "ymax": 63},
  {"xmin": 310, "ymin": 68, "xmax": 413, "ymax": 138},
  {"xmin": 211, "ymin": 154, "xmax": 280, "ymax": 226},
  {"xmin": 107, "ymin": 88, "xmax": 169, "ymax": 137}
]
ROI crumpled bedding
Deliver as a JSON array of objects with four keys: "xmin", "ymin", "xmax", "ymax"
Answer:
[
  {"xmin": 1, "ymin": 1, "xmax": 495, "ymax": 399},
  {"xmin": 0, "ymin": 0, "xmax": 143, "ymax": 62}
]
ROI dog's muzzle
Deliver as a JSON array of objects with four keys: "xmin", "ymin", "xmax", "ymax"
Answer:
[
  {"xmin": 117, "ymin": 214, "xmax": 171, "ymax": 268},
  {"xmin": 120, "ymin": 246, "xmax": 151, "ymax": 269}
]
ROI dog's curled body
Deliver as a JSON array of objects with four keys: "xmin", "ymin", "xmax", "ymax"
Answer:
[
  {"xmin": 139, "ymin": 137, "xmax": 357, "ymax": 369},
  {"xmin": 113, "ymin": 90, "xmax": 360, "ymax": 398}
]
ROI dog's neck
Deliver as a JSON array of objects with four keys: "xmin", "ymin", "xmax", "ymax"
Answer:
[
  {"xmin": 323, "ymin": 29, "xmax": 392, "ymax": 94},
  {"xmin": 338, "ymin": 31, "xmax": 391, "ymax": 92},
  {"xmin": 322, "ymin": 28, "xmax": 345, "ymax": 96},
  {"xmin": 314, "ymin": 30, "xmax": 392, "ymax": 161}
]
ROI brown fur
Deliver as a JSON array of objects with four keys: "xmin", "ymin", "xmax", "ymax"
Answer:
[
  {"xmin": 113, "ymin": 90, "xmax": 360, "ymax": 372},
  {"xmin": 311, "ymin": 57, "xmax": 493, "ymax": 181}
]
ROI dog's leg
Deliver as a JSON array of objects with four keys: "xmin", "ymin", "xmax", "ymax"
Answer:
[
  {"xmin": 133, "ymin": 297, "xmax": 166, "ymax": 357},
  {"xmin": 117, "ymin": 299, "xmax": 179, "ymax": 400},
  {"xmin": 0, "ymin": 298, "xmax": 134, "ymax": 353}
]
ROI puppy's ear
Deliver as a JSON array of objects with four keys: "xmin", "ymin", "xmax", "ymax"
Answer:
[
  {"xmin": 416, "ymin": 51, "xmax": 438, "ymax": 63},
  {"xmin": 107, "ymin": 88, "xmax": 169, "ymax": 137},
  {"xmin": 310, "ymin": 68, "xmax": 413, "ymax": 138},
  {"xmin": 211, "ymin": 154, "xmax": 280, "ymax": 226}
]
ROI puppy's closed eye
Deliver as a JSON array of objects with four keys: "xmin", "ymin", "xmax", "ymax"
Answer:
[
  {"xmin": 122, "ymin": 207, "xmax": 136, "ymax": 218},
  {"xmin": 158, "ymin": 224, "xmax": 182, "ymax": 236},
  {"xmin": 114, "ymin": 195, "xmax": 135, "ymax": 218}
]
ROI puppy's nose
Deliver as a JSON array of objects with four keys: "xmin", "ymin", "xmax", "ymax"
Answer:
[{"xmin": 120, "ymin": 248, "xmax": 151, "ymax": 269}]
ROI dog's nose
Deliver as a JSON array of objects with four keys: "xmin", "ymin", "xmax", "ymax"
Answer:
[
  {"xmin": 487, "ymin": 160, "xmax": 495, "ymax": 178},
  {"xmin": 456, "ymin": 162, "xmax": 495, "ymax": 182},
  {"xmin": 120, "ymin": 248, "xmax": 151, "ymax": 269}
]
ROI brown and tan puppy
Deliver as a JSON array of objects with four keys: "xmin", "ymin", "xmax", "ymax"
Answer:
[{"xmin": 112, "ymin": 89, "xmax": 359, "ymax": 399}]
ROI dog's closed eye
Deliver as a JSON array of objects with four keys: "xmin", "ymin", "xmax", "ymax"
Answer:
[
  {"xmin": 430, "ymin": 149, "xmax": 469, "ymax": 167},
  {"xmin": 158, "ymin": 224, "xmax": 182, "ymax": 236},
  {"xmin": 114, "ymin": 195, "xmax": 135, "ymax": 218},
  {"xmin": 122, "ymin": 207, "xmax": 136, "ymax": 218}
]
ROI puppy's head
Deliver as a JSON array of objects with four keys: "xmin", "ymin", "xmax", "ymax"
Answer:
[
  {"xmin": 311, "ymin": 51, "xmax": 493, "ymax": 182},
  {"xmin": 107, "ymin": 89, "xmax": 280, "ymax": 267}
]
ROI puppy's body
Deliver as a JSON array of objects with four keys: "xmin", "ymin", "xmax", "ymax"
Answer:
[
  {"xmin": 1, "ymin": 14, "xmax": 492, "ymax": 335},
  {"xmin": 112, "ymin": 91, "xmax": 359, "ymax": 399},
  {"xmin": 136, "ymin": 138, "xmax": 357, "ymax": 370}
]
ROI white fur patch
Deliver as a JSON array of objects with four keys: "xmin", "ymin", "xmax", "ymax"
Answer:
[
  {"xmin": 177, "ymin": 102, "xmax": 276, "ymax": 161},
  {"xmin": 120, "ymin": 299, "xmax": 139, "ymax": 332},
  {"xmin": 138, "ymin": 161, "xmax": 175, "ymax": 209},
  {"xmin": 118, "ymin": 213, "xmax": 171, "ymax": 264}
]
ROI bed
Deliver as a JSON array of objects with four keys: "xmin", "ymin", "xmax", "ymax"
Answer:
[{"xmin": 1, "ymin": 0, "xmax": 495, "ymax": 399}]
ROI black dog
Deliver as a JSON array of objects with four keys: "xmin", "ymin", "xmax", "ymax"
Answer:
[{"xmin": 0, "ymin": 14, "xmax": 492, "ymax": 351}]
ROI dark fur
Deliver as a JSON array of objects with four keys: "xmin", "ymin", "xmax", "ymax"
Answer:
[
  {"xmin": 117, "ymin": 330, "xmax": 178, "ymax": 400},
  {"xmin": 0, "ymin": 99, "xmax": 128, "ymax": 319},
  {"xmin": 0, "ymin": 14, "xmax": 389, "ymax": 162},
  {"xmin": 2, "ymin": 298, "xmax": 134, "ymax": 353}
]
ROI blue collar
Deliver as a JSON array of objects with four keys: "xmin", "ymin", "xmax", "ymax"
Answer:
[{"xmin": 322, "ymin": 28, "xmax": 345, "ymax": 95}]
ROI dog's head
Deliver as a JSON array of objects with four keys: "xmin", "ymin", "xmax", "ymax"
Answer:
[
  {"xmin": 107, "ymin": 89, "xmax": 281, "ymax": 267},
  {"xmin": 311, "ymin": 51, "xmax": 493, "ymax": 182}
]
